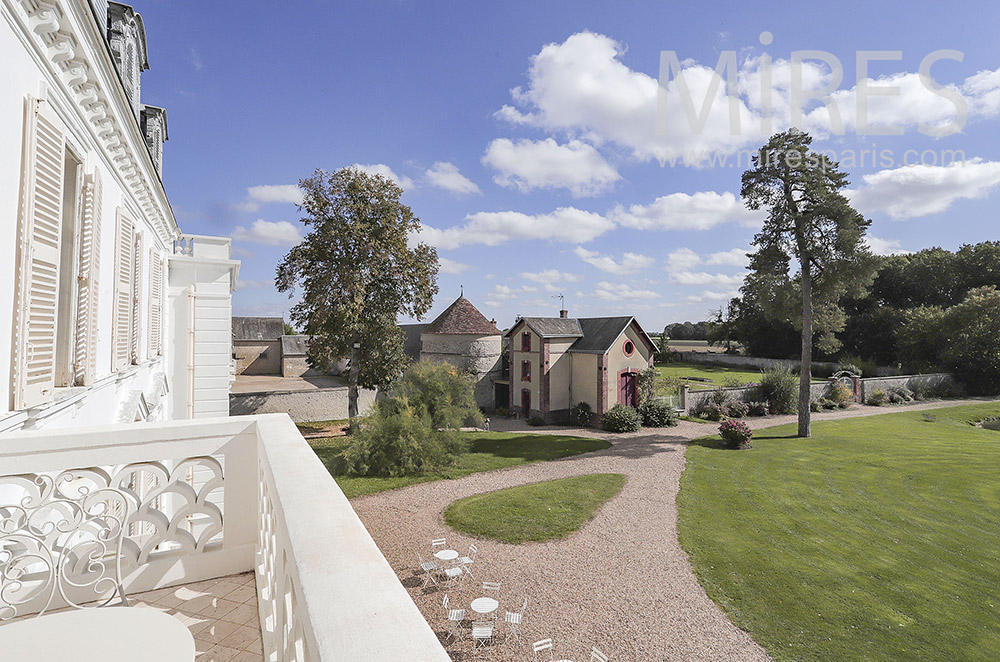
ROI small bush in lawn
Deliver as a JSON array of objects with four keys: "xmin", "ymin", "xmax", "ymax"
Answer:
[
  {"xmin": 602, "ymin": 404, "xmax": 643, "ymax": 432},
  {"xmin": 726, "ymin": 400, "xmax": 750, "ymax": 418},
  {"xmin": 747, "ymin": 401, "xmax": 769, "ymax": 416},
  {"xmin": 758, "ymin": 367, "xmax": 797, "ymax": 414},
  {"xmin": 527, "ymin": 414, "xmax": 546, "ymax": 426},
  {"xmin": 571, "ymin": 402, "xmax": 593, "ymax": 427},
  {"xmin": 829, "ymin": 383, "xmax": 854, "ymax": 407},
  {"xmin": 719, "ymin": 419, "xmax": 753, "ymax": 449},
  {"xmin": 867, "ymin": 389, "xmax": 888, "ymax": 406},
  {"xmin": 638, "ymin": 400, "xmax": 678, "ymax": 427}
]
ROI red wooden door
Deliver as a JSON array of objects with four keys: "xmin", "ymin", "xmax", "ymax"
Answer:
[
  {"xmin": 521, "ymin": 389, "xmax": 531, "ymax": 416},
  {"xmin": 620, "ymin": 372, "xmax": 637, "ymax": 407}
]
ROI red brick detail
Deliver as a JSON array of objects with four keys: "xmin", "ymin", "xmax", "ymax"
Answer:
[
  {"xmin": 540, "ymin": 340, "xmax": 550, "ymax": 415},
  {"xmin": 597, "ymin": 354, "xmax": 607, "ymax": 416}
]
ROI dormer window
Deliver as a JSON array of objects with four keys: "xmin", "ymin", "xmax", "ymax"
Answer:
[{"xmin": 521, "ymin": 331, "xmax": 531, "ymax": 352}]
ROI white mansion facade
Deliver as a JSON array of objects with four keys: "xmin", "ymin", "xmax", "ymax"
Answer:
[{"xmin": 0, "ymin": 0, "xmax": 238, "ymax": 431}]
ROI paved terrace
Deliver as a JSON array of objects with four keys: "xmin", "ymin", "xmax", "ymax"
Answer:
[{"xmin": 352, "ymin": 399, "xmax": 988, "ymax": 661}]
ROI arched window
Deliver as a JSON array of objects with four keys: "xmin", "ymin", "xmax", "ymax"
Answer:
[
  {"xmin": 521, "ymin": 360, "xmax": 531, "ymax": 381},
  {"xmin": 521, "ymin": 331, "xmax": 531, "ymax": 351}
]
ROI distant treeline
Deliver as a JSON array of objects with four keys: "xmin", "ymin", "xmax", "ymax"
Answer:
[{"xmin": 661, "ymin": 321, "xmax": 711, "ymax": 341}]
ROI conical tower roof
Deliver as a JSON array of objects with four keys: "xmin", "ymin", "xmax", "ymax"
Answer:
[{"xmin": 422, "ymin": 297, "xmax": 500, "ymax": 335}]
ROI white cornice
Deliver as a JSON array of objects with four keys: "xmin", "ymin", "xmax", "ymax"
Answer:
[{"xmin": 4, "ymin": 0, "xmax": 179, "ymax": 246}]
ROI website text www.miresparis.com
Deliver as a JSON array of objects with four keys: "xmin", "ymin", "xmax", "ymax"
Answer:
[{"xmin": 659, "ymin": 147, "xmax": 967, "ymax": 170}]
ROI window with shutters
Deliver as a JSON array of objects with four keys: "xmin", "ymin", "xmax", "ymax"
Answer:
[
  {"xmin": 11, "ymin": 96, "xmax": 66, "ymax": 410},
  {"xmin": 112, "ymin": 208, "xmax": 134, "ymax": 371},
  {"xmin": 54, "ymin": 147, "xmax": 83, "ymax": 388},
  {"xmin": 148, "ymin": 248, "xmax": 163, "ymax": 356},
  {"xmin": 74, "ymin": 170, "xmax": 102, "ymax": 386},
  {"xmin": 131, "ymin": 232, "xmax": 143, "ymax": 364}
]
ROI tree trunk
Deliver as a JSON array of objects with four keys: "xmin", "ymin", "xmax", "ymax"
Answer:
[
  {"xmin": 798, "ymin": 258, "xmax": 813, "ymax": 437},
  {"xmin": 348, "ymin": 335, "xmax": 360, "ymax": 434}
]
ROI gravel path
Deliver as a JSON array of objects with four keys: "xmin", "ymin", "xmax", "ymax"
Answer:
[{"xmin": 351, "ymin": 399, "xmax": 989, "ymax": 661}]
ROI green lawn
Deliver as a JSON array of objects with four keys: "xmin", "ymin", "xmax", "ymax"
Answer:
[
  {"xmin": 309, "ymin": 431, "xmax": 610, "ymax": 498},
  {"xmin": 678, "ymin": 402, "xmax": 1000, "ymax": 662},
  {"xmin": 444, "ymin": 473, "xmax": 626, "ymax": 543},
  {"xmin": 657, "ymin": 361, "xmax": 825, "ymax": 391}
]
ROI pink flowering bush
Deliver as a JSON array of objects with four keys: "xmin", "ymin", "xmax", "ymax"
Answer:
[{"xmin": 719, "ymin": 419, "xmax": 753, "ymax": 449}]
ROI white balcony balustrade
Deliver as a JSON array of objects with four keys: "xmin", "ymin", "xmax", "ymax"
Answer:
[{"xmin": 0, "ymin": 414, "xmax": 449, "ymax": 662}]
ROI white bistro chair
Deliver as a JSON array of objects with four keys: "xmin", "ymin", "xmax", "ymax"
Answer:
[
  {"xmin": 533, "ymin": 637, "xmax": 574, "ymax": 662},
  {"xmin": 441, "ymin": 594, "xmax": 466, "ymax": 641},
  {"xmin": 472, "ymin": 620, "xmax": 494, "ymax": 650},
  {"xmin": 456, "ymin": 543, "xmax": 478, "ymax": 578},
  {"xmin": 417, "ymin": 552, "xmax": 439, "ymax": 587},
  {"xmin": 590, "ymin": 646, "xmax": 609, "ymax": 662},
  {"xmin": 504, "ymin": 596, "xmax": 528, "ymax": 644}
]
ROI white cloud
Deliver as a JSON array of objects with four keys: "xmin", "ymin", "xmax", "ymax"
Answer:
[
  {"xmin": 592, "ymin": 281, "xmax": 661, "ymax": 301},
  {"xmin": 235, "ymin": 279, "xmax": 271, "ymax": 291},
  {"xmin": 666, "ymin": 248, "xmax": 702, "ymax": 271},
  {"xmin": 848, "ymin": 159, "xmax": 1000, "ymax": 219},
  {"xmin": 490, "ymin": 284, "xmax": 538, "ymax": 300},
  {"xmin": 497, "ymin": 31, "xmax": 1000, "ymax": 164},
  {"xmin": 705, "ymin": 247, "xmax": 751, "ymax": 267},
  {"xmin": 669, "ymin": 271, "xmax": 744, "ymax": 287},
  {"xmin": 247, "ymin": 184, "xmax": 303, "ymax": 205},
  {"xmin": 484, "ymin": 300, "xmax": 502, "ymax": 308},
  {"xmin": 439, "ymin": 257, "xmax": 473, "ymax": 275},
  {"xmin": 574, "ymin": 247, "xmax": 654, "ymax": 275},
  {"xmin": 520, "ymin": 269, "xmax": 582, "ymax": 284},
  {"xmin": 611, "ymin": 191, "xmax": 762, "ymax": 230},
  {"xmin": 350, "ymin": 163, "xmax": 415, "ymax": 190},
  {"xmin": 425, "ymin": 162, "xmax": 481, "ymax": 195},
  {"xmin": 417, "ymin": 207, "xmax": 612, "ymax": 249},
  {"xmin": 686, "ymin": 289, "xmax": 738, "ymax": 303},
  {"xmin": 231, "ymin": 220, "xmax": 301, "ymax": 246},
  {"xmin": 482, "ymin": 138, "xmax": 620, "ymax": 197},
  {"xmin": 866, "ymin": 236, "xmax": 911, "ymax": 256}
]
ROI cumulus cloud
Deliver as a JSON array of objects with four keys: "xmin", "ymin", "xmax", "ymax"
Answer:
[
  {"xmin": 666, "ymin": 248, "xmax": 702, "ymax": 271},
  {"xmin": 686, "ymin": 289, "xmax": 739, "ymax": 303},
  {"xmin": 350, "ymin": 163, "xmax": 415, "ymax": 189},
  {"xmin": 483, "ymin": 138, "xmax": 620, "ymax": 197},
  {"xmin": 705, "ymin": 247, "xmax": 751, "ymax": 267},
  {"xmin": 247, "ymin": 184, "xmax": 303, "ymax": 205},
  {"xmin": 497, "ymin": 31, "xmax": 1000, "ymax": 164},
  {"xmin": 235, "ymin": 279, "xmax": 271, "ymax": 291},
  {"xmin": 574, "ymin": 247, "xmax": 654, "ymax": 275},
  {"xmin": 591, "ymin": 281, "xmax": 661, "ymax": 301},
  {"xmin": 520, "ymin": 269, "xmax": 582, "ymax": 284},
  {"xmin": 669, "ymin": 271, "xmax": 745, "ymax": 287},
  {"xmin": 848, "ymin": 159, "xmax": 1000, "ymax": 219},
  {"xmin": 425, "ymin": 162, "xmax": 481, "ymax": 195},
  {"xmin": 439, "ymin": 257, "xmax": 473, "ymax": 275},
  {"xmin": 490, "ymin": 284, "xmax": 538, "ymax": 300},
  {"xmin": 610, "ymin": 191, "xmax": 762, "ymax": 230},
  {"xmin": 664, "ymin": 247, "xmax": 747, "ymax": 287},
  {"xmin": 866, "ymin": 236, "xmax": 911, "ymax": 256},
  {"xmin": 231, "ymin": 220, "xmax": 301, "ymax": 246},
  {"xmin": 417, "ymin": 207, "xmax": 612, "ymax": 249}
]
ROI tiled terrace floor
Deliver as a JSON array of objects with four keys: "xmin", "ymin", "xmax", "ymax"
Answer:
[{"xmin": 133, "ymin": 572, "xmax": 263, "ymax": 662}]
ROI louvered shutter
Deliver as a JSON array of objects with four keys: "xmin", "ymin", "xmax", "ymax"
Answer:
[
  {"xmin": 131, "ymin": 232, "xmax": 143, "ymax": 364},
  {"xmin": 12, "ymin": 96, "xmax": 65, "ymax": 409},
  {"xmin": 112, "ymin": 208, "xmax": 134, "ymax": 371},
  {"xmin": 74, "ymin": 169, "xmax": 102, "ymax": 385},
  {"xmin": 148, "ymin": 248, "xmax": 163, "ymax": 356}
]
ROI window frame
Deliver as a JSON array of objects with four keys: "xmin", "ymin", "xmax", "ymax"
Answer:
[
  {"xmin": 521, "ymin": 331, "xmax": 531, "ymax": 352},
  {"xmin": 521, "ymin": 359, "xmax": 531, "ymax": 382}
]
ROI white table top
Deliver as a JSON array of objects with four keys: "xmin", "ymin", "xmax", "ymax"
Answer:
[
  {"xmin": 0, "ymin": 607, "xmax": 195, "ymax": 661},
  {"xmin": 434, "ymin": 549, "xmax": 458, "ymax": 561},
  {"xmin": 470, "ymin": 597, "xmax": 499, "ymax": 614}
]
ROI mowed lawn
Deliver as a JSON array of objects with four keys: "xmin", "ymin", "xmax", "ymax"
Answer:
[
  {"xmin": 678, "ymin": 402, "xmax": 1000, "ymax": 662},
  {"xmin": 657, "ymin": 361, "xmax": 826, "ymax": 390},
  {"xmin": 310, "ymin": 431, "xmax": 609, "ymax": 498}
]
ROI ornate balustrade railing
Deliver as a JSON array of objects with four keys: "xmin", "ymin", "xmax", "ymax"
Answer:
[{"xmin": 0, "ymin": 414, "xmax": 449, "ymax": 662}]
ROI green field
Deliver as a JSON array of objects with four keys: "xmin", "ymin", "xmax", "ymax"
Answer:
[
  {"xmin": 444, "ymin": 474, "xmax": 626, "ymax": 543},
  {"xmin": 678, "ymin": 402, "xmax": 1000, "ymax": 662},
  {"xmin": 309, "ymin": 431, "xmax": 609, "ymax": 498},
  {"xmin": 656, "ymin": 361, "xmax": 826, "ymax": 391}
]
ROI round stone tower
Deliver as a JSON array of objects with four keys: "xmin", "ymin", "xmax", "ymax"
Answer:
[{"xmin": 419, "ymin": 297, "xmax": 502, "ymax": 409}]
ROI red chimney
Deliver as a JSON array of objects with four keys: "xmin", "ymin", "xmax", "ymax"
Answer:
[{"xmin": 559, "ymin": 309, "xmax": 568, "ymax": 318}]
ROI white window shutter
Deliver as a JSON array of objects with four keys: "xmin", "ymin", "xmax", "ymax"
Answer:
[
  {"xmin": 75, "ymin": 168, "xmax": 102, "ymax": 385},
  {"xmin": 12, "ymin": 96, "xmax": 65, "ymax": 410},
  {"xmin": 131, "ymin": 232, "xmax": 143, "ymax": 364},
  {"xmin": 148, "ymin": 248, "xmax": 163, "ymax": 356},
  {"xmin": 112, "ymin": 208, "xmax": 134, "ymax": 371}
]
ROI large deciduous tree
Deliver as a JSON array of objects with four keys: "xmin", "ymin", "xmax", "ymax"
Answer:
[
  {"xmin": 741, "ymin": 129, "xmax": 875, "ymax": 437},
  {"xmin": 276, "ymin": 168, "xmax": 439, "ymax": 431}
]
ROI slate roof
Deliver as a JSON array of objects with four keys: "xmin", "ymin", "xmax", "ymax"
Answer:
[
  {"xmin": 422, "ymin": 297, "xmax": 500, "ymax": 335},
  {"xmin": 507, "ymin": 317, "xmax": 583, "ymax": 338},
  {"xmin": 399, "ymin": 323, "xmax": 427, "ymax": 360},
  {"xmin": 232, "ymin": 316, "xmax": 284, "ymax": 341},
  {"xmin": 281, "ymin": 334, "xmax": 310, "ymax": 356},
  {"xmin": 506, "ymin": 315, "xmax": 657, "ymax": 354}
]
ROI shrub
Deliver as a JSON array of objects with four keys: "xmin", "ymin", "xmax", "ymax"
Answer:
[
  {"xmin": 601, "ymin": 404, "xmax": 643, "ymax": 433},
  {"xmin": 839, "ymin": 354, "xmax": 876, "ymax": 378},
  {"xmin": 637, "ymin": 367, "xmax": 658, "ymax": 406},
  {"xmin": 810, "ymin": 399, "xmax": 821, "ymax": 412},
  {"xmin": 747, "ymin": 401, "xmax": 770, "ymax": 416},
  {"xmin": 758, "ymin": 367, "xmax": 797, "ymax": 414},
  {"xmin": 910, "ymin": 385, "xmax": 931, "ymax": 401},
  {"xmin": 866, "ymin": 389, "xmax": 887, "ymax": 406},
  {"xmin": 341, "ymin": 398, "xmax": 466, "ymax": 477},
  {"xmin": 527, "ymin": 415, "xmax": 546, "ymax": 426},
  {"xmin": 392, "ymin": 360, "xmax": 483, "ymax": 430},
  {"xmin": 886, "ymin": 390, "xmax": 903, "ymax": 404},
  {"xmin": 829, "ymin": 383, "xmax": 854, "ymax": 407},
  {"xmin": 495, "ymin": 407, "xmax": 510, "ymax": 418},
  {"xmin": 727, "ymin": 400, "xmax": 750, "ymax": 418},
  {"xmin": 820, "ymin": 398, "xmax": 838, "ymax": 410},
  {"xmin": 700, "ymin": 402, "xmax": 727, "ymax": 421},
  {"xmin": 888, "ymin": 385, "xmax": 914, "ymax": 403},
  {"xmin": 721, "ymin": 376, "xmax": 747, "ymax": 388},
  {"xmin": 570, "ymin": 402, "xmax": 593, "ymax": 427},
  {"xmin": 839, "ymin": 362, "xmax": 863, "ymax": 377},
  {"xmin": 719, "ymin": 419, "xmax": 753, "ymax": 449},
  {"xmin": 708, "ymin": 387, "xmax": 734, "ymax": 409},
  {"xmin": 638, "ymin": 400, "xmax": 678, "ymax": 427}
]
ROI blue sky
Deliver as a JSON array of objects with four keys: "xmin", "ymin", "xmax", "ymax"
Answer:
[{"xmin": 137, "ymin": 1, "xmax": 1000, "ymax": 332}]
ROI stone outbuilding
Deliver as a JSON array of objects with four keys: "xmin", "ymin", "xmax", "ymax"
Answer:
[
  {"xmin": 418, "ymin": 297, "xmax": 503, "ymax": 409},
  {"xmin": 505, "ymin": 312, "xmax": 657, "ymax": 423}
]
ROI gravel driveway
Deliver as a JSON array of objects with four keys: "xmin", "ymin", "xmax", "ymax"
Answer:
[{"xmin": 350, "ymin": 399, "xmax": 987, "ymax": 661}]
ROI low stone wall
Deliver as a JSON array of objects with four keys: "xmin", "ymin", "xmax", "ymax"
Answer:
[
  {"xmin": 682, "ymin": 382, "xmax": 831, "ymax": 414},
  {"xmin": 858, "ymin": 373, "xmax": 953, "ymax": 401},
  {"xmin": 230, "ymin": 385, "xmax": 377, "ymax": 422}
]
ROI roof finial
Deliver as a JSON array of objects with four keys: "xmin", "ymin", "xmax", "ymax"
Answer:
[{"xmin": 460, "ymin": 284, "xmax": 464, "ymax": 298}]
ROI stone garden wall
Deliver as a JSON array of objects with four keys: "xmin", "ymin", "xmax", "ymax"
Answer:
[{"xmin": 674, "ymin": 351, "xmax": 904, "ymax": 377}]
